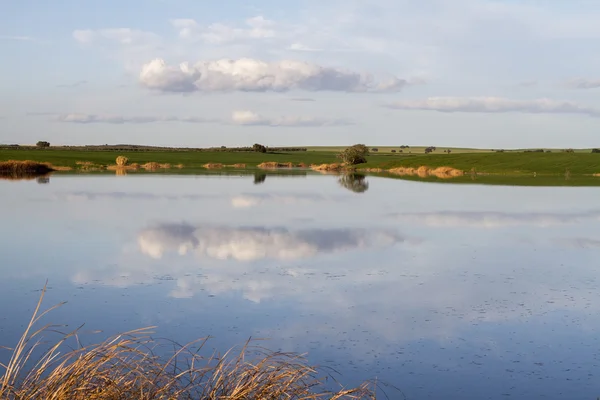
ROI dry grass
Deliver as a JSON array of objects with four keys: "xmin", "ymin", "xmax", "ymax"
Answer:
[
  {"xmin": 257, "ymin": 162, "xmax": 293, "ymax": 169},
  {"xmin": 0, "ymin": 160, "xmax": 55, "ymax": 179},
  {"xmin": 115, "ymin": 156, "xmax": 129, "ymax": 166},
  {"xmin": 310, "ymin": 163, "xmax": 353, "ymax": 172},
  {"xmin": 142, "ymin": 162, "xmax": 168, "ymax": 170},
  {"xmin": 229, "ymin": 163, "xmax": 246, "ymax": 169},
  {"xmin": 594, "ymin": 173, "xmax": 600, "ymax": 177},
  {"xmin": 175, "ymin": 164, "xmax": 184, "ymax": 169},
  {"xmin": 75, "ymin": 161, "xmax": 107, "ymax": 172},
  {"xmin": 203, "ymin": 163, "xmax": 224, "ymax": 169},
  {"xmin": 0, "ymin": 286, "xmax": 378, "ymax": 400},
  {"xmin": 388, "ymin": 166, "xmax": 463, "ymax": 179}
]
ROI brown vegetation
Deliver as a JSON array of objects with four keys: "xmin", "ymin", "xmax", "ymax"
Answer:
[
  {"xmin": 0, "ymin": 286, "xmax": 377, "ymax": 400},
  {"xmin": 0, "ymin": 160, "xmax": 55, "ymax": 179},
  {"xmin": 203, "ymin": 163, "xmax": 224, "ymax": 169},
  {"xmin": 310, "ymin": 163, "xmax": 352, "ymax": 172},
  {"xmin": 388, "ymin": 166, "xmax": 464, "ymax": 179},
  {"xmin": 115, "ymin": 156, "xmax": 129, "ymax": 166},
  {"xmin": 257, "ymin": 162, "xmax": 295, "ymax": 169}
]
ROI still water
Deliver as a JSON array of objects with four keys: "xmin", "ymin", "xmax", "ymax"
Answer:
[{"xmin": 1, "ymin": 172, "xmax": 600, "ymax": 399}]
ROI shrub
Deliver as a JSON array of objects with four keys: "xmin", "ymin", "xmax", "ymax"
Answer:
[
  {"xmin": 391, "ymin": 149, "xmax": 396, "ymax": 153},
  {"xmin": 563, "ymin": 148, "xmax": 575, "ymax": 153},
  {"xmin": 337, "ymin": 144, "xmax": 369, "ymax": 165},
  {"xmin": 36, "ymin": 141, "xmax": 50, "ymax": 148},
  {"xmin": 371, "ymin": 148, "xmax": 379, "ymax": 152},
  {"xmin": 424, "ymin": 146, "xmax": 435, "ymax": 154},
  {"xmin": 592, "ymin": 149, "xmax": 600, "ymax": 153},
  {"xmin": 252, "ymin": 143, "xmax": 267, "ymax": 153},
  {"xmin": 115, "ymin": 156, "xmax": 129, "ymax": 166}
]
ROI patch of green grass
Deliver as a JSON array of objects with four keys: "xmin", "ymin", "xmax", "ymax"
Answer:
[
  {"xmin": 361, "ymin": 152, "xmax": 600, "ymax": 175},
  {"xmin": 2, "ymin": 148, "xmax": 600, "ymax": 175}
]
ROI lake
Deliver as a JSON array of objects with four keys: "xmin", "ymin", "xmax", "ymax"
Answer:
[{"xmin": 1, "ymin": 171, "xmax": 600, "ymax": 399}]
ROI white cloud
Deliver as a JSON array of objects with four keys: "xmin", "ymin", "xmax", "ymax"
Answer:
[
  {"xmin": 566, "ymin": 78, "xmax": 600, "ymax": 90},
  {"xmin": 73, "ymin": 28, "xmax": 161, "ymax": 46},
  {"xmin": 0, "ymin": 35, "xmax": 37, "ymax": 42},
  {"xmin": 139, "ymin": 58, "xmax": 408, "ymax": 93},
  {"xmin": 137, "ymin": 223, "xmax": 404, "ymax": 261},
  {"xmin": 230, "ymin": 193, "xmax": 333, "ymax": 208},
  {"xmin": 171, "ymin": 16, "xmax": 276, "ymax": 44},
  {"xmin": 231, "ymin": 111, "xmax": 351, "ymax": 127},
  {"xmin": 390, "ymin": 210, "xmax": 600, "ymax": 228},
  {"xmin": 56, "ymin": 114, "xmax": 215, "ymax": 124},
  {"xmin": 385, "ymin": 97, "xmax": 600, "ymax": 117}
]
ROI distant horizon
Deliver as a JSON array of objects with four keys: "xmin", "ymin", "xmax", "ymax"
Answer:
[{"xmin": 2, "ymin": 142, "xmax": 597, "ymax": 152}]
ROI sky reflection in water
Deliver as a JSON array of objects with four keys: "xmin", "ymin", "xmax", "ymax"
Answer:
[{"xmin": 1, "ymin": 173, "xmax": 600, "ymax": 399}]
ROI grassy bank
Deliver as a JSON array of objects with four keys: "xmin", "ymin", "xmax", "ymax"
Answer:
[
  {"xmin": 1, "ymin": 147, "xmax": 599, "ymax": 175},
  {"xmin": 0, "ymin": 286, "xmax": 378, "ymax": 399},
  {"xmin": 363, "ymin": 152, "xmax": 600, "ymax": 175}
]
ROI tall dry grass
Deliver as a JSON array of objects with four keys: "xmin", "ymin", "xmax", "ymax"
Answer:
[
  {"xmin": 0, "ymin": 160, "xmax": 55, "ymax": 180},
  {"xmin": 0, "ymin": 285, "xmax": 378, "ymax": 400}
]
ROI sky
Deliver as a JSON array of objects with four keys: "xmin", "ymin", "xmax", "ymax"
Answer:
[{"xmin": 1, "ymin": 0, "xmax": 600, "ymax": 148}]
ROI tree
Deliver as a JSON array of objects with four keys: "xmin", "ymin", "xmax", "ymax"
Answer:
[
  {"xmin": 337, "ymin": 144, "xmax": 368, "ymax": 165},
  {"xmin": 36, "ymin": 141, "xmax": 50, "ymax": 148},
  {"xmin": 592, "ymin": 149, "xmax": 600, "ymax": 153},
  {"xmin": 338, "ymin": 173, "xmax": 369, "ymax": 193},
  {"xmin": 252, "ymin": 143, "xmax": 267, "ymax": 153}
]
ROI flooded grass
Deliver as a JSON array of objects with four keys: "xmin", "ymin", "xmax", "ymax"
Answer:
[
  {"xmin": 0, "ymin": 287, "xmax": 378, "ymax": 400},
  {"xmin": 0, "ymin": 160, "xmax": 56, "ymax": 180}
]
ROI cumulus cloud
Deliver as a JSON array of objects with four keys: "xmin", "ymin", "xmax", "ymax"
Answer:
[
  {"xmin": 566, "ymin": 78, "xmax": 600, "ymax": 89},
  {"xmin": 385, "ymin": 97, "xmax": 600, "ymax": 117},
  {"xmin": 139, "ymin": 58, "xmax": 408, "ymax": 93},
  {"xmin": 55, "ymin": 114, "xmax": 216, "ymax": 124},
  {"xmin": 390, "ymin": 210, "xmax": 600, "ymax": 228},
  {"xmin": 137, "ymin": 223, "xmax": 404, "ymax": 261},
  {"xmin": 231, "ymin": 111, "xmax": 351, "ymax": 127}
]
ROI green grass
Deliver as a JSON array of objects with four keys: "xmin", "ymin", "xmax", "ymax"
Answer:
[
  {"xmin": 0, "ymin": 148, "xmax": 340, "ymax": 168},
  {"xmin": 361, "ymin": 152, "xmax": 600, "ymax": 175},
  {"xmin": 2, "ymin": 148, "xmax": 600, "ymax": 176}
]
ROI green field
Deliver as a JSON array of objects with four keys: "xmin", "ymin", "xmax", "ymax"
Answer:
[{"xmin": 1, "ymin": 146, "xmax": 600, "ymax": 176}]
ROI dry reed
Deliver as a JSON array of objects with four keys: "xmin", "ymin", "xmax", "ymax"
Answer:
[
  {"xmin": 257, "ymin": 162, "xmax": 293, "ymax": 169},
  {"xmin": 0, "ymin": 160, "xmax": 55, "ymax": 179},
  {"xmin": 388, "ymin": 165, "xmax": 463, "ymax": 179},
  {"xmin": 115, "ymin": 156, "xmax": 129, "ymax": 166},
  {"xmin": 203, "ymin": 163, "xmax": 224, "ymax": 169},
  {"xmin": 0, "ymin": 285, "xmax": 377, "ymax": 400}
]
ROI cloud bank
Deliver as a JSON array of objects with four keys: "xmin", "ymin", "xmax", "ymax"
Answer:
[
  {"xmin": 231, "ymin": 111, "xmax": 351, "ymax": 127},
  {"xmin": 56, "ymin": 114, "xmax": 215, "ymax": 124},
  {"xmin": 390, "ymin": 210, "xmax": 600, "ymax": 228},
  {"xmin": 139, "ymin": 58, "xmax": 407, "ymax": 93},
  {"xmin": 385, "ymin": 97, "xmax": 600, "ymax": 117},
  {"xmin": 48, "ymin": 112, "xmax": 347, "ymax": 127},
  {"xmin": 566, "ymin": 78, "xmax": 600, "ymax": 90}
]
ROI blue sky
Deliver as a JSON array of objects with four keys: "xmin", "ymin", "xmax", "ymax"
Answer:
[{"xmin": 2, "ymin": 0, "xmax": 600, "ymax": 148}]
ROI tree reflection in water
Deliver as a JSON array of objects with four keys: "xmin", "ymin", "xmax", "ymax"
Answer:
[
  {"xmin": 338, "ymin": 173, "xmax": 369, "ymax": 193},
  {"xmin": 253, "ymin": 172, "xmax": 267, "ymax": 185}
]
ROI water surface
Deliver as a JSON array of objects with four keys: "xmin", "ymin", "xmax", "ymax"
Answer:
[{"xmin": 1, "ymin": 172, "xmax": 600, "ymax": 399}]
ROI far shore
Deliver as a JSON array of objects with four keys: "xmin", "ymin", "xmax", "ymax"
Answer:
[{"xmin": 2, "ymin": 144, "xmax": 600, "ymax": 177}]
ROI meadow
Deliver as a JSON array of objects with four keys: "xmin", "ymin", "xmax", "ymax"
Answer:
[{"xmin": 1, "ymin": 145, "xmax": 600, "ymax": 176}]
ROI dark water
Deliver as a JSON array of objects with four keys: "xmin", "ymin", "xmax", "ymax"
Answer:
[{"xmin": 1, "ymin": 172, "xmax": 600, "ymax": 399}]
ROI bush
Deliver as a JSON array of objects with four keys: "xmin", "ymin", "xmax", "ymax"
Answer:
[
  {"xmin": 36, "ymin": 141, "xmax": 50, "ymax": 148},
  {"xmin": 371, "ymin": 148, "xmax": 379, "ymax": 152},
  {"xmin": 115, "ymin": 156, "xmax": 129, "ymax": 166},
  {"xmin": 592, "ymin": 149, "xmax": 600, "ymax": 153},
  {"xmin": 391, "ymin": 150, "xmax": 396, "ymax": 153},
  {"xmin": 424, "ymin": 146, "xmax": 436, "ymax": 154},
  {"xmin": 563, "ymin": 148, "xmax": 575, "ymax": 153},
  {"xmin": 252, "ymin": 143, "xmax": 267, "ymax": 153},
  {"xmin": 338, "ymin": 144, "xmax": 369, "ymax": 165}
]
